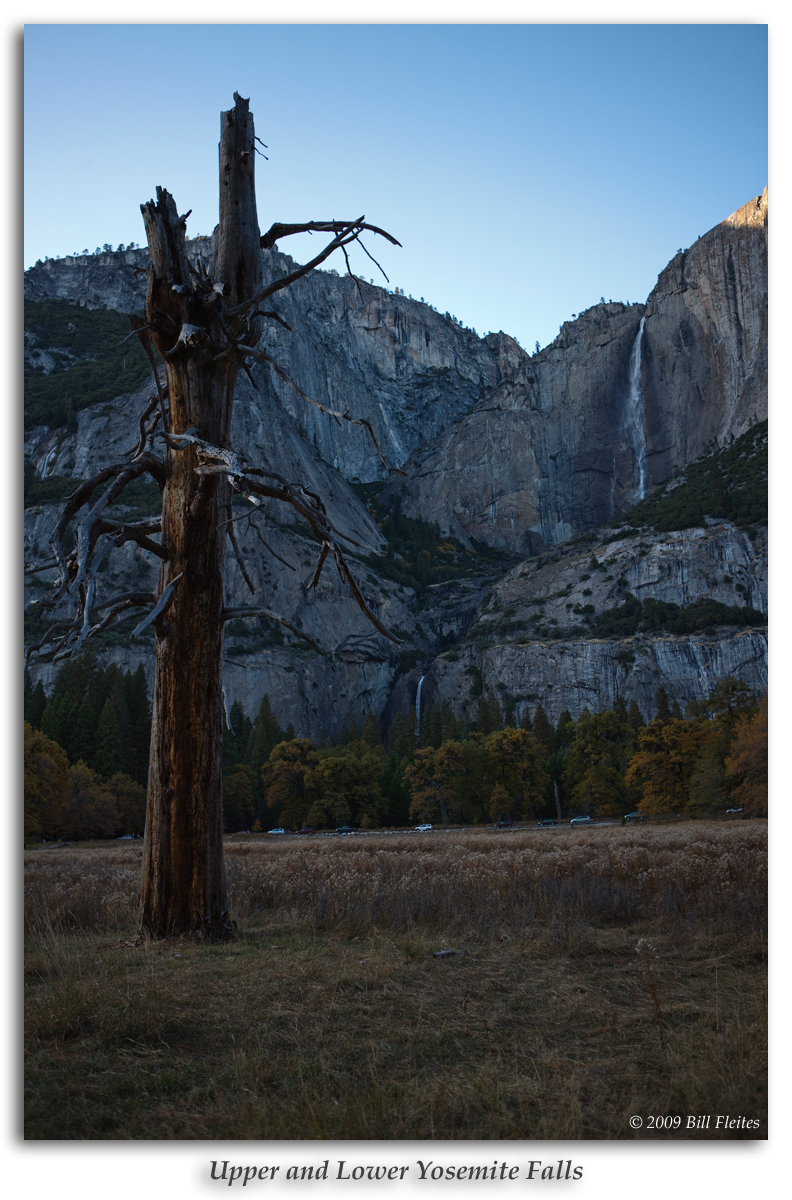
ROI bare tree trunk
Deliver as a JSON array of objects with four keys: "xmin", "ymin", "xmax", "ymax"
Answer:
[
  {"xmin": 138, "ymin": 94, "xmax": 263, "ymax": 938},
  {"xmin": 554, "ymin": 780, "xmax": 563, "ymax": 821}
]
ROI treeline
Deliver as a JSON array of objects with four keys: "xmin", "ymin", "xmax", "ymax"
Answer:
[
  {"xmin": 24, "ymin": 653, "xmax": 150, "ymax": 841},
  {"xmin": 24, "ymin": 651, "xmax": 767, "ymax": 841},
  {"xmin": 225, "ymin": 678, "xmax": 767, "ymax": 833}
]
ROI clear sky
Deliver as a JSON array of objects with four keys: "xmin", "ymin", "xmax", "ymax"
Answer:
[{"xmin": 24, "ymin": 23, "xmax": 766, "ymax": 350}]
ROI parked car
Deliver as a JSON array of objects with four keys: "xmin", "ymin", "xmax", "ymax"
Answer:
[
  {"xmin": 268, "ymin": 828, "xmax": 286, "ymax": 835},
  {"xmin": 537, "ymin": 819, "xmax": 556, "ymax": 826},
  {"xmin": 624, "ymin": 812, "xmax": 644, "ymax": 822},
  {"xmin": 726, "ymin": 807, "xmax": 744, "ymax": 814},
  {"xmin": 335, "ymin": 825, "xmax": 358, "ymax": 835},
  {"xmin": 414, "ymin": 823, "xmax": 433, "ymax": 832},
  {"xmin": 296, "ymin": 827, "xmax": 314, "ymax": 835},
  {"xmin": 570, "ymin": 816, "xmax": 591, "ymax": 825},
  {"xmin": 495, "ymin": 820, "xmax": 515, "ymax": 828}
]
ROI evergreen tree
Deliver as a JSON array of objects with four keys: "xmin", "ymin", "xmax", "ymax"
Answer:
[
  {"xmin": 57, "ymin": 696, "xmax": 78, "ymax": 761},
  {"xmin": 246, "ymin": 720, "xmax": 273, "ymax": 793},
  {"xmin": 40, "ymin": 699, "xmax": 62, "ymax": 747},
  {"xmin": 379, "ymin": 753, "xmax": 412, "ymax": 826},
  {"xmin": 404, "ymin": 707, "xmax": 418, "ymax": 754},
  {"xmin": 362, "ymin": 711, "xmax": 382, "ymax": 749},
  {"xmin": 223, "ymin": 764, "xmax": 256, "ymax": 831},
  {"xmin": 24, "ymin": 677, "xmax": 47, "ymax": 730},
  {"xmin": 256, "ymin": 693, "xmax": 283, "ymax": 746},
  {"xmin": 439, "ymin": 700, "xmax": 457, "ymax": 743},
  {"xmin": 555, "ymin": 710, "xmax": 575, "ymax": 749},
  {"xmin": 387, "ymin": 712, "xmax": 406, "ymax": 756},
  {"xmin": 531, "ymin": 704, "xmax": 555, "ymax": 754},
  {"xmin": 519, "ymin": 707, "xmax": 533, "ymax": 732},
  {"xmin": 475, "ymin": 690, "xmax": 502, "ymax": 736},
  {"xmin": 94, "ymin": 699, "xmax": 126, "ymax": 779},
  {"xmin": 73, "ymin": 696, "xmax": 97, "ymax": 767},
  {"xmin": 427, "ymin": 704, "xmax": 443, "ymax": 749},
  {"xmin": 627, "ymin": 700, "xmax": 645, "ymax": 731},
  {"xmin": 613, "ymin": 695, "xmax": 628, "ymax": 722},
  {"xmin": 503, "ymin": 694, "xmax": 516, "ymax": 728},
  {"xmin": 655, "ymin": 685, "xmax": 671, "ymax": 723},
  {"xmin": 126, "ymin": 665, "xmax": 152, "ymax": 785},
  {"xmin": 340, "ymin": 719, "xmax": 360, "ymax": 746},
  {"xmin": 52, "ymin": 650, "xmax": 99, "ymax": 710}
]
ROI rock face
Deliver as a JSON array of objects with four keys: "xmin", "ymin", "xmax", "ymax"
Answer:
[
  {"xmin": 428, "ymin": 628, "xmax": 767, "ymax": 726},
  {"xmin": 421, "ymin": 522, "xmax": 767, "ymax": 723},
  {"xmin": 24, "ymin": 191, "xmax": 768, "ymax": 730},
  {"xmin": 642, "ymin": 188, "xmax": 768, "ymax": 485},
  {"xmin": 24, "ymin": 241, "xmax": 525, "ymax": 482},
  {"xmin": 387, "ymin": 190, "xmax": 768, "ymax": 553}
]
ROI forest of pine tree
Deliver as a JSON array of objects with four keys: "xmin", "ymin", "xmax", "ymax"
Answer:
[{"xmin": 24, "ymin": 651, "xmax": 767, "ymax": 842}]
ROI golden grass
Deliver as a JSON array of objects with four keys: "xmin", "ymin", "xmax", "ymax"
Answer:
[{"xmin": 24, "ymin": 823, "xmax": 767, "ymax": 1140}]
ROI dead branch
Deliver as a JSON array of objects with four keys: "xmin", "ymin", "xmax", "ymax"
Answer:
[
  {"xmin": 340, "ymin": 241, "xmax": 366, "ymax": 304},
  {"xmin": 24, "ymin": 617, "xmax": 82, "ymax": 666},
  {"xmin": 226, "ymin": 219, "xmax": 369, "ymax": 317},
  {"xmin": 247, "ymin": 516, "xmax": 297, "ymax": 571},
  {"xmin": 356, "ymin": 236, "xmax": 391, "ymax": 284},
  {"xmin": 129, "ymin": 315, "xmax": 170, "ymax": 430},
  {"xmin": 131, "ymin": 572, "xmax": 184, "ymax": 638},
  {"xmin": 251, "ymin": 309, "xmax": 292, "ymax": 331},
  {"xmin": 49, "ymin": 452, "xmax": 166, "ymax": 599},
  {"xmin": 253, "ymin": 349, "xmax": 405, "ymax": 478},
  {"xmin": 98, "ymin": 517, "xmax": 168, "ymax": 560},
  {"xmin": 163, "ymin": 433, "xmax": 399, "ymax": 644},
  {"xmin": 307, "ymin": 542, "xmax": 329, "ymax": 590},
  {"xmin": 127, "ymin": 382, "xmax": 167, "ymax": 459},
  {"xmin": 222, "ymin": 607, "xmax": 323, "ymax": 654},
  {"xmin": 260, "ymin": 219, "xmax": 401, "ymax": 251},
  {"xmin": 225, "ymin": 501, "xmax": 256, "ymax": 595}
]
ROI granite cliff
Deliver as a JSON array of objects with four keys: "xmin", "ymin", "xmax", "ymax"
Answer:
[
  {"xmin": 386, "ymin": 189, "xmax": 768, "ymax": 554},
  {"xmin": 24, "ymin": 190, "xmax": 768, "ymax": 732}
]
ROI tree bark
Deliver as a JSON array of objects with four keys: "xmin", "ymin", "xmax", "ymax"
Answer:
[{"xmin": 138, "ymin": 94, "xmax": 263, "ymax": 938}]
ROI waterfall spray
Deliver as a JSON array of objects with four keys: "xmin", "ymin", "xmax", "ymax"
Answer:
[
  {"xmin": 627, "ymin": 316, "xmax": 647, "ymax": 500},
  {"xmin": 415, "ymin": 675, "xmax": 424, "ymax": 742}
]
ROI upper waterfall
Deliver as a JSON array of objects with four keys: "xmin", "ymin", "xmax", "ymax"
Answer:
[{"xmin": 627, "ymin": 316, "xmax": 647, "ymax": 500}]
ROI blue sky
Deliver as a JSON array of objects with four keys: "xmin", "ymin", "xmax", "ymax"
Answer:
[{"xmin": 24, "ymin": 22, "xmax": 767, "ymax": 353}]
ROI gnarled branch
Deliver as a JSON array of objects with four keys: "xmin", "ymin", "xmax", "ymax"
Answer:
[
  {"xmin": 260, "ymin": 219, "xmax": 401, "ymax": 251},
  {"xmin": 222, "ymin": 607, "xmax": 322, "ymax": 654},
  {"xmin": 164, "ymin": 433, "xmax": 400, "ymax": 644}
]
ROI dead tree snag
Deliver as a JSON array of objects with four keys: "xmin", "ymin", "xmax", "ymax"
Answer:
[{"xmin": 27, "ymin": 93, "xmax": 402, "ymax": 939}]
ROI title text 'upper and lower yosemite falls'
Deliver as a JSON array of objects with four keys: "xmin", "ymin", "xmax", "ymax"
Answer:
[{"xmin": 24, "ymin": 188, "xmax": 767, "ymax": 732}]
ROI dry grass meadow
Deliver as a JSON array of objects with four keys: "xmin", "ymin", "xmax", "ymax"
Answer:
[{"xmin": 24, "ymin": 823, "xmax": 767, "ymax": 1140}]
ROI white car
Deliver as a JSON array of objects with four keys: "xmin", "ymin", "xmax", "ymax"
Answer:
[
  {"xmin": 414, "ymin": 823, "xmax": 433, "ymax": 832},
  {"xmin": 268, "ymin": 828, "xmax": 286, "ymax": 835},
  {"xmin": 570, "ymin": 816, "xmax": 591, "ymax": 826}
]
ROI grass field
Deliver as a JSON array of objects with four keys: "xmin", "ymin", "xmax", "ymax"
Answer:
[{"xmin": 24, "ymin": 823, "xmax": 767, "ymax": 1140}]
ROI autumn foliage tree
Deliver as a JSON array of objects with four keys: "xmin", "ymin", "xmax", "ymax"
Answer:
[
  {"xmin": 405, "ymin": 742, "xmax": 467, "ymax": 825},
  {"xmin": 625, "ymin": 718, "xmax": 709, "ymax": 815},
  {"xmin": 725, "ymin": 690, "xmax": 768, "ymax": 816},
  {"xmin": 24, "ymin": 723, "xmax": 69, "ymax": 841}
]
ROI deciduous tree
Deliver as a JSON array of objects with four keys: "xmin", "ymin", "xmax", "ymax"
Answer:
[{"xmin": 725, "ymin": 690, "xmax": 767, "ymax": 816}]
